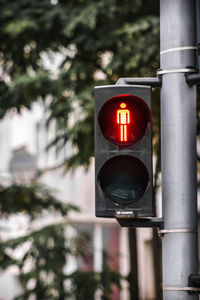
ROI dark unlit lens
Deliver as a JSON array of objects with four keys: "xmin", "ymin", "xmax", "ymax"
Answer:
[{"xmin": 98, "ymin": 155, "xmax": 149, "ymax": 204}]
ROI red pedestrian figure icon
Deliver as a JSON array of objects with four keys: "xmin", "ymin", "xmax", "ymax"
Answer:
[{"xmin": 117, "ymin": 103, "xmax": 130, "ymax": 142}]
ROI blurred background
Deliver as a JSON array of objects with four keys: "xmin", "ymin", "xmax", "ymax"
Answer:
[{"xmin": 0, "ymin": 0, "xmax": 166, "ymax": 299}]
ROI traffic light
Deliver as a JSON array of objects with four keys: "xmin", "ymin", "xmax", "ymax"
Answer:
[{"xmin": 94, "ymin": 85, "xmax": 153, "ymax": 218}]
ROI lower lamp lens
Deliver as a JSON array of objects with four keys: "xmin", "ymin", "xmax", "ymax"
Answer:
[{"xmin": 98, "ymin": 155, "xmax": 149, "ymax": 204}]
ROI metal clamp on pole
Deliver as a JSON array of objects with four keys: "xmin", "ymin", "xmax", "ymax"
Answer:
[
  {"xmin": 160, "ymin": 46, "xmax": 199, "ymax": 56},
  {"xmin": 157, "ymin": 67, "xmax": 198, "ymax": 76},
  {"xmin": 163, "ymin": 287, "xmax": 200, "ymax": 293},
  {"xmin": 158, "ymin": 228, "xmax": 197, "ymax": 237},
  {"xmin": 157, "ymin": 67, "xmax": 200, "ymax": 87}
]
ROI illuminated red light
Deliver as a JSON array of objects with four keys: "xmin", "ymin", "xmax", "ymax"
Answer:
[
  {"xmin": 98, "ymin": 94, "xmax": 151, "ymax": 147},
  {"xmin": 117, "ymin": 102, "xmax": 130, "ymax": 142}
]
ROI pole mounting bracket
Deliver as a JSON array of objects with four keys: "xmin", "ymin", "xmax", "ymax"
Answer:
[
  {"xmin": 188, "ymin": 274, "xmax": 200, "ymax": 293},
  {"xmin": 116, "ymin": 216, "xmax": 164, "ymax": 228},
  {"xmin": 116, "ymin": 77, "xmax": 162, "ymax": 87},
  {"xmin": 117, "ymin": 66, "xmax": 200, "ymax": 87}
]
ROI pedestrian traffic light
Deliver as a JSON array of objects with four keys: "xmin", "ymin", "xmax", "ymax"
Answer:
[{"xmin": 94, "ymin": 85, "xmax": 153, "ymax": 218}]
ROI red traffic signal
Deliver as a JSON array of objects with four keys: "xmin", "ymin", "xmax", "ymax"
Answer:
[
  {"xmin": 98, "ymin": 94, "xmax": 151, "ymax": 147},
  {"xmin": 94, "ymin": 85, "xmax": 153, "ymax": 218}
]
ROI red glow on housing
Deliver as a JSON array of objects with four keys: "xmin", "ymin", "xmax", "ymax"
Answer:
[{"xmin": 117, "ymin": 103, "xmax": 130, "ymax": 142}]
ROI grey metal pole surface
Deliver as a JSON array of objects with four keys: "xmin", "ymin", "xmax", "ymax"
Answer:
[
  {"xmin": 196, "ymin": 0, "xmax": 200, "ymax": 69},
  {"xmin": 160, "ymin": 0, "xmax": 198, "ymax": 299}
]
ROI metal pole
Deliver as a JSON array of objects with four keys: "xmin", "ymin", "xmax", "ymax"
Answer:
[
  {"xmin": 160, "ymin": 0, "xmax": 198, "ymax": 299},
  {"xmin": 196, "ymin": 0, "xmax": 200, "ymax": 69}
]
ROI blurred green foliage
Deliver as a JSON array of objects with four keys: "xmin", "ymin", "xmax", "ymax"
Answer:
[
  {"xmin": 0, "ymin": 0, "xmax": 160, "ymax": 169},
  {"xmin": 0, "ymin": 184, "xmax": 122, "ymax": 299},
  {"xmin": 0, "ymin": 184, "xmax": 79, "ymax": 218},
  {"xmin": 0, "ymin": 1, "xmax": 161, "ymax": 298}
]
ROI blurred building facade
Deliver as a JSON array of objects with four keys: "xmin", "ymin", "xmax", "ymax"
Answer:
[{"xmin": 0, "ymin": 103, "xmax": 157, "ymax": 300}]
